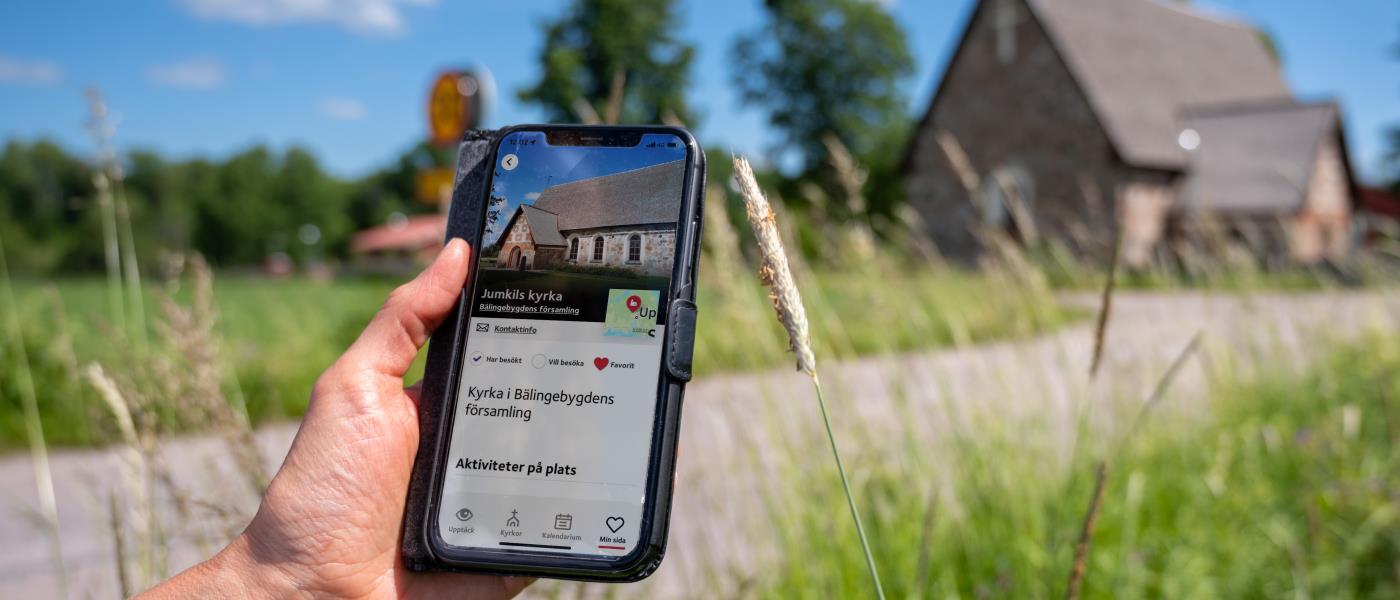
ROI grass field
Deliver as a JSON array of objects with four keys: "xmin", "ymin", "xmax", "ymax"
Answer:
[
  {"xmin": 0, "ymin": 255, "xmax": 1073, "ymax": 449},
  {"xmin": 0, "ymin": 276, "xmax": 393, "ymax": 446},
  {"xmin": 757, "ymin": 333, "xmax": 1400, "ymax": 598}
]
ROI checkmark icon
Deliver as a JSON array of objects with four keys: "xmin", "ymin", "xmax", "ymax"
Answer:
[{"xmin": 470, "ymin": 352, "xmax": 484, "ymax": 365}]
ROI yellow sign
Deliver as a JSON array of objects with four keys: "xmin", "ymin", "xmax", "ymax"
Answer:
[
  {"xmin": 415, "ymin": 167, "xmax": 456, "ymax": 205},
  {"xmin": 428, "ymin": 71, "xmax": 478, "ymax": 147}
]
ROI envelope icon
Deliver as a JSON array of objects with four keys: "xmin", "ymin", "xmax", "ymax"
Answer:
[{"xmin": 475, "ymin": 322, "xmax": 489, "ymax": 332}]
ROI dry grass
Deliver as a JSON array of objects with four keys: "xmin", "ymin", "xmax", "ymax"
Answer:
[
  {"xmin": 735, "ymin": 154, "xmax": 884, "ymax": 599},
  {"xmin": 60, "ymin": 251, "xmax": 267, "ymax": 591}
]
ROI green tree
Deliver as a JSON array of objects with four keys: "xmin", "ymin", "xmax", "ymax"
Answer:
[
  {"xmin": 196, "ymin": 147, "xmax": 277, "ymax": 265},
  {"xmin": 731, "ymin": 0, "xmax": 914, "ymax": 173},
  {"xmin": 346, "ymin": 141, "xmax": 454, "ymax": 235},
  {"xmin": 274, "ymin": 147, "xmax": 350, "ymax": 261},
  {"xmin": 125, "ymin": 150, "xmax": 195, "ymax": 261},
  {"xmin": 517, "ymin": 0, "xmax": 696, "ymax": 125},
  {"xmin": 0, "ymin": 140, "xmax": 97, "ymax": 272}
]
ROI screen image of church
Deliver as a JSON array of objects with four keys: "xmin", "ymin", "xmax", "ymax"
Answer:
[{"xmin": 494, "ymin": 159, "xmax": 684, "ymax": 278}]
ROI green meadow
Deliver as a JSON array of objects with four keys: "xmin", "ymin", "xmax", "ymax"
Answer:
[
  {"xmin": 0, "ymin": 257, "xmax": 1073, "ymax": 449},
  {"xmin": 758, "ymin": 333, "xmax": 1400, "ymax": 598}
]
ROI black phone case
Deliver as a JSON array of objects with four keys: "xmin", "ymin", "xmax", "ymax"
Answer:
[{"xmin": 401, "ymin": 127, "xmax": 703, "ymax": 582}]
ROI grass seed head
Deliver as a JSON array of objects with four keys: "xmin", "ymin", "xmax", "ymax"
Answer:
[{"xmin": 733, "ymin": 156, "xmax": 816, "ymax": 375}]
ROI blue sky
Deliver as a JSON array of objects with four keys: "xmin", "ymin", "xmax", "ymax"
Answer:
[
  {"xmin": 0, "ymin": 0, "xmax": 1396, "ymax": 183},
  {"xmin": 484, "ymin": 130, "xmax": 687, "ymax": 245}
]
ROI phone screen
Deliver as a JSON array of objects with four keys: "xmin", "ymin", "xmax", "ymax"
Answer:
[{"xmin": 435, "ymin": 130, "xmax": 690, "ymax": 559}]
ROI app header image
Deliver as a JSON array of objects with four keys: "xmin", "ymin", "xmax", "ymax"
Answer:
[
  {"xmin": 472, "ymin": 134, "xmax": 688, "ymax": 325},
  {"xmin": 492, "ymin": 159, "xmax": 685, "ymax": 278}
]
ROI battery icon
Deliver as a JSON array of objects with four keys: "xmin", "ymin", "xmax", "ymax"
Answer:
[{"xmin": 554, "ymin": 514, "xmax": 573, "ymax": 530}]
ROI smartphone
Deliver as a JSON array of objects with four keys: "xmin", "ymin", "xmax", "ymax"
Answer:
[{"xmin": 420, "ymin": 125, "xmax": 703, "ymax": 581}]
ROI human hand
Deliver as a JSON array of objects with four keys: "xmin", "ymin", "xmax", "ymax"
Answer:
[{"xmin": 143, "ymin": 239, "xmax": 531, "ymax": 599}]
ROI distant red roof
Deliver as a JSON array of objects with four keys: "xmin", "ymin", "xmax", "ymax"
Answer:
[
  {"xmin": 351, "ymin": 214, "xmax": 447, "ymax": 254},
  {"xmin": 1359, "ymin": 187, "xmax": 1400, "ymax": 219}
]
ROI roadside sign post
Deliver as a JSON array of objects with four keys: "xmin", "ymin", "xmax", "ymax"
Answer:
[{"xmin": 422, "ymin": 68, "xmax": 492, "ymax": 209}]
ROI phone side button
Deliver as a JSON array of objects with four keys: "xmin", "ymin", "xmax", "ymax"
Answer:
[{"xmin": 686, "ymin": 219, "xmax": 702, "ymax": 288}]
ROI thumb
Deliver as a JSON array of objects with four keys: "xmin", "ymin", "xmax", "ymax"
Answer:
[{"xmin": 339, "ymin": 238, "xmax": 471, "ymax": 380}]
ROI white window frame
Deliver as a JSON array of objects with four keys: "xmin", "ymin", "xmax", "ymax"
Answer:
[{"xmin": 626, "ymin": 234, "xmax": 642, "ymax": 264}]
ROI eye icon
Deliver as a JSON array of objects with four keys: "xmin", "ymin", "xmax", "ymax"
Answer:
[{"xmin": 456, "ymin": 508, "xmax": 474, "ymax": 522}]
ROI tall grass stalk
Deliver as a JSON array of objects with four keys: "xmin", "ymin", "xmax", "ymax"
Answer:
[
  {"xmin": 1122, "ymin": 331, "xmax": 1202, "ymax": 443},
  {"xmin": 0, "ymin": 232, "xmax": 69, "ymax": 600},
  {"xmin": 93, "ymin": 159, "xmax": 126, "ymax": 335},
  {"xmin": 1088, "ymin": 225, "xmax": 1122, "ymax": 379},
  {"xmin": 86, "ymin": 89, "xmax": 128, "ymax": 337},
  {"xmin": 108, "ymin": 492, "xmax": 131, "ymax": 598},
  {"xmin": 87, "ymin": 88, "xmax": 149, "ymax": 354},
  {"xmin": 115, "ymin": 177, "xmax": 149, "ymax": 354},
  {"xmin": 1066, "ymin": 329, "xmax": 1203, "ymax": 599},
  {"xmin": 734, "ymin": 156, "xmax": 885, "ymax": 599},
  {"xmin": 1064, "ymin": 461, "xmax": 1107, "ymax": 600}
]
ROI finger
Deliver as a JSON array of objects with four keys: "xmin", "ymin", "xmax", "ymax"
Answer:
[{"xmin": 341, "ymin": 239, "xmax": 471, "ymax": 379}]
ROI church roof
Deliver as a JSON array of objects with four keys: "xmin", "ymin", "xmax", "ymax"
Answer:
[
  {"xmin": 1177, "ymin": 100, "xmax": 1342, "ymax": 215},
  {"xmin": 1026, "ymin": 0, "xmax": 1291, "ymax": 169},
  {"xmin": 499, "ymin": 159, "xmax": 685, "ymax": 248},
  {"xmin": 532, "ymin": 160, "xmax": 686, "ymax": 231},
  {"xmin": 518, "ymin": 205, "xmax": 566, "ymax": 246}
]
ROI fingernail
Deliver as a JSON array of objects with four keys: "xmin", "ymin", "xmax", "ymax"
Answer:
[{"xmin": 442, "ymin": 238, "xmax": 467, "ymax": 258}]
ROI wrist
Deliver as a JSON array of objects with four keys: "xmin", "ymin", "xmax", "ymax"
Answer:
[
  {"xmin": 140, "ymin": 533, "xmax": 303, "ymax": 599},
  {"xmin": 212, "ymin": 533, "xmax": 304, "ymax": 598}
]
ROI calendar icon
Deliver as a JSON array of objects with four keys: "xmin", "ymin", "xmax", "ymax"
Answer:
[{"xmin": 553, "ymin": 514, "xmax": 573, "ymax": 531}]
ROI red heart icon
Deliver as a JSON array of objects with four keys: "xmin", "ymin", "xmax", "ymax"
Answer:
[{"xmin": 593, "ymin": 357, "xmax": 609, "ymax": 370}]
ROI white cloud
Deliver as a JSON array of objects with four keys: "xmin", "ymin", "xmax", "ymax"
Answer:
[
  {"xmin": 147, "ymin": 58, "xmax": 227, "ymax": 90},
  {"xmin": 524, "ymin": 192, "xmax": 541, "ymax": 200},
  {"xmin": 320, "ymin": 96, "xmax": 367, "ymax": 121},
  {"xmin": 0, "ymin": 55, "xmax": 62, "ymax": 85},
  {"xmin": 176, "ymin": 0, "xmax": 435, "ymax": 36}
]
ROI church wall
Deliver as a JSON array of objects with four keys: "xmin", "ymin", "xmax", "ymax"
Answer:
[
  {"xmin": 497, "ymin": 214, "xmax": 536, "ymax": 269},
  {"xmin": 1294, "ymin": 136, "xmax": 1352, "ymax": 262},
  {"xmin": 564, "ymin": 223, "xmax": 677, "ymax": 278},
  {"xmin": 904, "ymin": 0, "xmax": 1130, "ymax": 263}
]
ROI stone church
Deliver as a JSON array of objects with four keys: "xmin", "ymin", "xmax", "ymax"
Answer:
[
  {"xmin": 495, "ymin": 159, "xmax": 683, "ymax": 277},
  {"xmin": 901, "ymin": 0, "xmax": 1360, "ymax": 266}
]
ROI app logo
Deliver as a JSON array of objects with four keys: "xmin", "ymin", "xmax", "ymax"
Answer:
[{"xmin": 604, "ymin": 289, "xmax": 659, "ymax": 337}]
